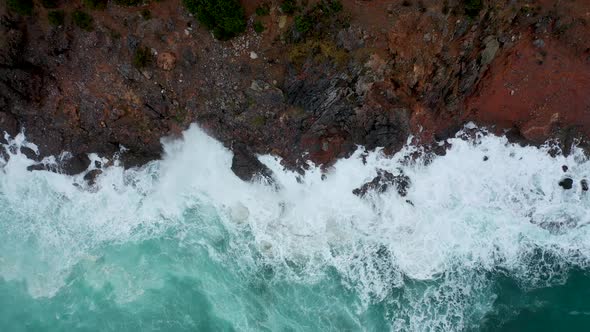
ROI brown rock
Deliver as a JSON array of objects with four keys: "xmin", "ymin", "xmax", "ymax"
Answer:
[{"xmin": 157, "ymin": 52, "xmax": 176, "ymax": 71}]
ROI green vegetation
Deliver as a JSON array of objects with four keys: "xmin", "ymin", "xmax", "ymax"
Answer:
[
  {"xmin": 133, "ymin": 46, "xmax": 153, "ymax": 68},
  {"xmin": 7, "ymin": 0, "xmax": 33, "ymax": 15},
  {"xmin": 83, "ymin": 0, "xmax": 108, "ymax": 10},
  {"xmin": 41, "ymin": 0, "xmax": 58, "ymax": 9},
  {"xmin": 72, "ymin": 10, "xmax": 94, "ymax": 31},
  {"xmin": 255, "ymin": 2, "xmax": 270, "ymax": 16},
  {"xmin": 280, "ymin": 0, "xmax": 297, "ymax": 14},
  {"xmin": 288, "ymin": 39, "xmax": 348, "ymax": 68},
  {"xmin": 253, "ymin": 21, "xmax": 265, "ymax": 34},
  {"xmin": 250, "ymin": 115, "xmax": 266, "ymax": 127},
  {"xmin": 183, "ymin": 0, "xmax": 246, "ymax": 40},
  {"xmin": 294, "ymin": 14, "xmax": 312, "ymax": 34},
  {"xmin": 293, "ymin": 0, "xmax": 343, "ymax": 38},
  {"xmin": 464, "ymin": 0, "xmax": 483, "ymax": 18},
  {"xmin": 141, "ymin": 9, "xmax": 152, "ymax": 20},
  {"xmin": 48, "ymin": 10, "xmax": 65, "ymax": 26}
]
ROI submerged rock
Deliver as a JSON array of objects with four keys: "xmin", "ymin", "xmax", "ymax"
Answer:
[
  {"xmin": 581, "ymin": 179, "xmax": 589, "ymax": 191},
  {"xmin": 558, "ymin": 178, "xmax": 574, "ymax": 190},
  {"xmin": 353, "ymin": 169, "xmax": 410, "ymax": 198},
  {"xmin": 83, "ymin": 169, "xmax": 103, "ymax": 186}
]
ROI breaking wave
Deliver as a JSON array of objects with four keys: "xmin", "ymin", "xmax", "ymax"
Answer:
[{"xmin": 0, "ymin": 124, "xmax": 589, "ymax": 331}]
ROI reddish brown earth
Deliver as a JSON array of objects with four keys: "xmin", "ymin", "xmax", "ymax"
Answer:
[
  {"xmin": 466, "ymin": 32, "xmax": 590, "ymax": 143},
  {"xmin": 1, "ymin": 0, "xmax": 589, "ymax": 179}
]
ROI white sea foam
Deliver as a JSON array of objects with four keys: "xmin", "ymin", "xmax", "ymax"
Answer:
[{"xmin": 0, "ymin": 125, "xmax": 589, "ymax": 331}]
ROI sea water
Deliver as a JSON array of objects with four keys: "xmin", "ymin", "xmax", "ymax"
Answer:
[{"xmin": 0, "ymin": 125, "xmax": 589, "ymax": 331}]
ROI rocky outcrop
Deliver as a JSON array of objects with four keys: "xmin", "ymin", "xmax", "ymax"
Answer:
[
  {"xmin": 353, "ymin": 169, "xmax": 410, "ymax": 198},
  {"xmin": 0, "ymin": 0, "xmax": 588, "ymax": 179},
  {"xmin": 230, "ymin": 143, "xmax": 275, "ymax": 184}
]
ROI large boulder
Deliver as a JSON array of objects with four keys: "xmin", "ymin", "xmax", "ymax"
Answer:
[{"xmin": 231, "ymin": 143, "xmax": 274, "ymax": 184}]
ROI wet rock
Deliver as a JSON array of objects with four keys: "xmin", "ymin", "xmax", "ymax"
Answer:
[
  {"xmin": 504, "ymin": 127, "xmax": 533, "ymax": 147},
  {"xmin": 483, "ymin": 156, "xmax": 489, "ymax": 161},
  {"xmin": 353, "ymin": 169, "xmax": 410, "ymax": 198},
  {"xmin": 119, "ymin": 149, "xmax": 162, "ymax": 169},
  {"xmin": 558, "ymin": 177, "xmax": 573, "ymax": 190},
  {"xmin": 0, "ymin": 112, "xmax": 18, "ymax": 143},
  {"xmin": 562, "ymin": 165, "xmax": 568, "ymax": 172},
  {"xmin": 581, "ymin": 179, "xmax": 589, "ymax": 191},
  {"xmin": 20, "ymin": 147, "xmax": 39, "ymax": 161},
  {"xmin": 61, "ymin": 154, "xmax": 91, "ymax": 175},
  {"xmin": 231, "ymin": 143, "xmax": 275, "ymax": 184},
  {"xmin": 27, "ymin": 164, "xmax": 48, "ymax": 172},
  {"xmin": 83, "ymin": 169, "xmax": 103, "ymax": 186}
]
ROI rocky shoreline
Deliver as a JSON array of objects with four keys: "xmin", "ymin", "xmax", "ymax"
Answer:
[{"xmin": 1, "ymin": 0, "xmax": 589, "ymax": 180}]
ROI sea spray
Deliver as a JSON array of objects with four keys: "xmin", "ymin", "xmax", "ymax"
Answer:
[{"xmin": 0, "ymin": 125, "xmax": 589, "ymax": 331}]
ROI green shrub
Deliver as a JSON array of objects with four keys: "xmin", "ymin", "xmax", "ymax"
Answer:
[
  {"xmin": 294, "ymin": 14, "xmax": 312, "ymax": 34},
  {"xmin": 48, "ymin": 10, "xmax": 65, "ymax": 26},
  {"xmin": 72, "ymin": 10, "xmax": 94, "ymax": 31},
  {"xmin": 7, "ymin": 0, "xmax": 33, "ymax": 15},
  {"xmin": 280, "ymin": 0, "xmax": 297, "ymax": 14},
  {"xmin": 253, "ymin": 21, "xmax": 265, "ymax": 33},
  {"xmin": 183, "ymin": 0, "xmax": 246, "ymax": 40},
  {"xmin": 83, "ymin": 0, "xmax": 107, "ymax": 10},
  {"xmin": 464, "ymin": 0, "xmax": 483, "ymax": 18},
  {"xmin": 41, "ymin": 0, "xmax": 59, "ymax": 9},
  {"xmin": 255, "ymin": 2, "xmax": 270, "ymax": 16},
  {"xmin": 293, "ymin": 0, "xmax": 343, "ymax": 36},
  {"xmin": 133, "ymin": 46, "xmax": 153, "ymax": 68}
]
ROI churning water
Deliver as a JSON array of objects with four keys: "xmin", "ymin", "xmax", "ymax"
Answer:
[{"xmin": 1, "ymin": 124, "xmax": 589, "ymax": 331}]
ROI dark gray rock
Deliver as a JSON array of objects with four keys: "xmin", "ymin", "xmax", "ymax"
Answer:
[
  {"xmin": 84, "ymin": 169, "xmax": 103, "ymax": 186},
  {"xmin": 231, "ymin": 143, "xmax": 275, "ymax": 184},
  {"xmin": 353, "ymin": 169, "xmax": 411, "ymax": 198},
  {"xmin": 559, "ymin": 177, "xmax": 573, "ymax": 190},
  {"xmin": 127, "ymin": 35, "xmax": 139, "ymax": 51},
  {"xmin": 581, "ymin": 179, "xmax": 588, "ymax": 191},
  {"xmin": 61, "ymin": 153, "xmax": 91, "ymax": 175},
  {"xmin": 20, "ymin": 147, "xmax": 39, "ymax": 161}
]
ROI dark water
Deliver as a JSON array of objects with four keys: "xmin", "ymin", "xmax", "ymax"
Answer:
[{"xmin": 480, "ymin": 270, "xmax": 590, "ymax": 332}]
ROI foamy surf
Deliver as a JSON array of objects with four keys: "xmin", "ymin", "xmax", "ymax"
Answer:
[{"xmin": 0, "ymin": 124, "xmax": 589, "ymax": 331}]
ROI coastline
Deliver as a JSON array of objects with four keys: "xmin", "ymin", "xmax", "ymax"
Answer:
[{"xmin": 1, "ymin": 0, "xmax": 589, "ymax": 178}]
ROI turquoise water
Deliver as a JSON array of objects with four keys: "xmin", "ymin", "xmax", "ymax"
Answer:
[{"xmin": 1, "ymin": 126, "xmax": 589, "ymax": 331}]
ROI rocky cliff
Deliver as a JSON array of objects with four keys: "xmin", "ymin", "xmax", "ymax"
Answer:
[{"xmin": 1, "ymin": 0, "xmax": 589, "ymax": 178}]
